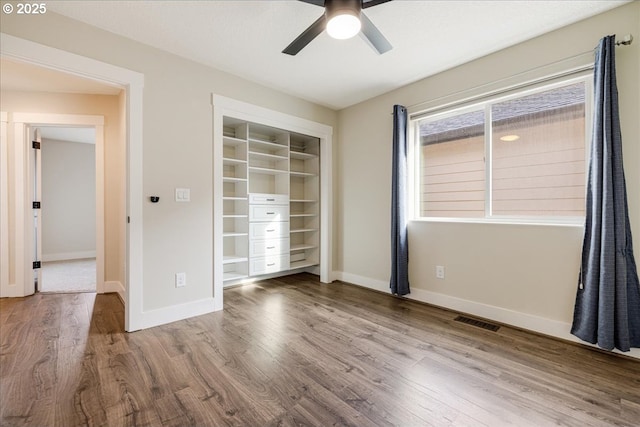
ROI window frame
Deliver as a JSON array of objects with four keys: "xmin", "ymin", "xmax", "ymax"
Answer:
[{"xmin": 409, "ymin": 73, "xmax": 593, "ymax": 226}]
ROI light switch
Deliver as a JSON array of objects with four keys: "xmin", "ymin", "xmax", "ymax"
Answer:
[{"xmin": 175, "ymin": 188, "xmax": 190, "ymax": 202}]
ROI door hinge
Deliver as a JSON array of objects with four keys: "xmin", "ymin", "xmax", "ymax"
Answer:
[
  {"xmin": 127, "ymin": 216, "xmax": 130, "ymax": 224},
  {"xmin": 32, "ymin": 141, "xmax": 41, "ymax": 149},
  {"xmin": 33, "ymin": 201, "xmax": 41, "ymax": 209},
  {"xmin": 33, "ymin": 261, "xmax": 41, "ymax": 269}
]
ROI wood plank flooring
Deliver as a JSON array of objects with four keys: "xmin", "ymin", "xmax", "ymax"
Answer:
[{"xmin": 1, "ymin": 273, "xmax": 639, "ymax": 426}]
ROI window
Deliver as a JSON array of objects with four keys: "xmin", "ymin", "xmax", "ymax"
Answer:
[{"xmin": 413, "ymin": 77, "xmax": 590, "ymax": 223}]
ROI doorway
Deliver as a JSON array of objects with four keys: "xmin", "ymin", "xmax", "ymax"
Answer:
[
  {"xmin": 16, "ymin": 116, "xmax": 105, "ymax": 295},
  {"xmin": 36, "ymin": 126, "xmax": 98, "ymax": 293},
  {"xmin": 3, "ymin": 33, "xmax": 144, "ymax": 331}
]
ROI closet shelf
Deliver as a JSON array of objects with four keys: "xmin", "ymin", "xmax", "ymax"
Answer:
[
  {"xmin": 223, "ymin": 255, "xmax": 248, "ymax": 264},
  {"xmin": 290, "ymin": 171, "xmax": 317, "ymax": 177},
  {"xmin": 290, "ymin": 228, "xmax": 318, "ymax": 233},
  {"xmin": 290, "ymin": 244, "xmax": 317, "ymax": 251},
  {"xmin": 249, "ymin": 139, "xmax": 288, "ymax": 150},
  {"xmin": 223, "ymin": 177, "xmax": 247, "ymax": 183},
  {"xmin": 290, "ymin": 199, "xmax": 317, "ymax": 203},
  {"xmin": 223, "ymin": 136, "xmax": 247, "ymax": 146},
  {"xmin": 290, "ymin": 213, "xmax": 317, "ymax": 218},
  {"xmin": 290, "ymin": 151, "xmax": 317, "ymax": 160},
  {"xmin": 223, "ymin": 272, "xmax": 248, "ymax": 282},
  {"xmin": 290, "ymin": 260, "xmax": 319, "ymax": 270},
  {"xmin": 249, "ymin": 151, "xmax": 288, "ymax": 161},
  {"xmin": 223, "ymin": 157, "xmax": 247, "ymax": 165},
  {"xmin": 223, "ymin": 232, "xmax": 248, "ymax": 237},
  {"xmin": 223, "ymin": 196, "xmax": 248, "ymax": 201},
  {"xmin": 223, "ymin": 214, "xmax": 248, "ymax": 219},
  {"xmin": 249, "ymin": 166, "xmax": 289, "ymax": 175}
]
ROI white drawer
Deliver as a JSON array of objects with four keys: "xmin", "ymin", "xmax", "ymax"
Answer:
[
  {"xmin": 249, "ymin": 238, "xmax": 290, "ymax": 257},
  {"xmin": 249, "ymin": 193, "xmax": 289, "ymax": 205},
  {"xmin": 249, "ymin": 205, "xmax": 289, "ymax": 222},
  {"xmin": 249, "ymin": 254, "xmax": 290, "ymax": 276},
  {"xmin": 250, "ymin": 222, "xmax": 290, "ymax": 239}
]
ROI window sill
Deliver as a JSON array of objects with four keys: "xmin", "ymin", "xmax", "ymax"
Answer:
[{"xmin": 410, "ymin": 217, "xmax": 585, "ymax": 228}]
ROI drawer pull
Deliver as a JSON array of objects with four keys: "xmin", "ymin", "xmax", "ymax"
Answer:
[
  {"xmin": 266, "ymin": 229, "xmax": 275, "ymax": 232},
  {"xmin": 266, "ymin": 198, "xmax": 275, "ymax": 201},
  {"xmin": 266, "ymin": 212, "xmax": 275, "ymax": 215},
  {"xmin": 267, "ymin": 246, "xmax": 275, "ymax": 249},
  {"xmin": 267, "ymin": 263, "xmax": 275, "ymax": 267}
]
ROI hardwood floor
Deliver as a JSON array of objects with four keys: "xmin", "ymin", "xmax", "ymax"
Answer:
[{"xmin": 1, "ymin": 273, "xmax": 639, "ymax": 426}]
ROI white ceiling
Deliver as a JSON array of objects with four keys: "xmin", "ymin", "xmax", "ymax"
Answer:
[{"xmin": 32, "ymin": 1, "xmax": 633, "ymax": 110}]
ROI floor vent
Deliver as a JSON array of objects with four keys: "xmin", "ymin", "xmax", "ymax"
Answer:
[{"xmin": 454, "ymin": 316, "xmax": 500, "ymax": 332}]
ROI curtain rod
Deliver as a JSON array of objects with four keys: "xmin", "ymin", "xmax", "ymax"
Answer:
[
  {"xmin": 399, "ymin": 34, "xmax": 634, "ymax": 115},
  {"xmin": 615, "ymin": 34, "xmax": 634, "ymax": 46}
]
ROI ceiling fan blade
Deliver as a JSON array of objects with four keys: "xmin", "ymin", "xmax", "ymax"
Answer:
[
  {"xmin": 362, "ymin": 0, "xmax": 392, "ymax": 9},
  {"xmin": 298, "ymin": 0, "xmax": 325, "ymax": 5},
  {"xmin": 360, "ymin": 13, "xmax": 392, "ymax": 54},
  {"xmin": 283, "ymin": 15, "xmax": 327, "ymax": 56}
]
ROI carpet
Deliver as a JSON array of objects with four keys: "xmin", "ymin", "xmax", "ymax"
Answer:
[{"xmin": 40, "ymin": 258, "xmax": 96, "ymax": 293}]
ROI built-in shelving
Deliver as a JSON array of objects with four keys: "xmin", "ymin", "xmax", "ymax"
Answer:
[
  {"xmin": 222, "ymin": 119, "xmax": 249, "ymax": 283},
  {"xmin": 220, "ymin": 116, "xmax": 320, "ymax": 286},
  {"xmin": 289, "ymin": 132, "xmax": 320, "ymax": 269}
]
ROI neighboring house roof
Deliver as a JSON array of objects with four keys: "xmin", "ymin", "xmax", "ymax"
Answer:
[{"xmin": 420, "ymin": 82, "xmax": 586, "ymax": 144}]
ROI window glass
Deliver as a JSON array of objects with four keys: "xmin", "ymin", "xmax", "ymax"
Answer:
[
  {"xmin": 420, "ymin": 110, "xmax": 485, "ymax": 218},
  {"xmin": 491, "ymin": 82, "xmax": 586, "ymax": 217},
  {"xmin": 414, "ymin": 77, "xmax": 588, "ymax": 223}
]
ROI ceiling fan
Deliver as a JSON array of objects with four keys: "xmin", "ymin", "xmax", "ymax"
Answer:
[{"xmin": 283, "ymin": 0, "xmax": 393, "ymax": 56}]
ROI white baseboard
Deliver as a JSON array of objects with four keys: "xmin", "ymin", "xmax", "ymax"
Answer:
[
  {"xmin": 104, "ymin": 280, "xmax": 125, "ymax": 303},
  {"xmin": 334, "ymin": 271, "xmax": 389, "ymax": 292},
  {"xmin": 0, "ymin": 283, "xmax": 25, "ymax": 298},
  {"xmin": 333, "ymin": 271, "xmax": 640, "ymax": 360},
  {"xmin": 42, "ymin": 250, "xmax": 96, "ymax": 262},
  {"xmin": 137, "ymin": 298, "xmax": 217, "ymax": 330}
]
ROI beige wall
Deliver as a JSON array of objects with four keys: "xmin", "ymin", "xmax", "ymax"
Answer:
[
  {"xmin": 0, "ymin": 91, "xmax": 123, "ymax": 285},
  {"xmin": 337, "ymin": 1, "xmax": 639, "ymax": 331},
  {"xmin": 1, "ymin": 11, "xmax": 338, "ymax": 312},
  {"xmin": 41, "ymin": 138, "xmax": 96, "ymax": 260}
]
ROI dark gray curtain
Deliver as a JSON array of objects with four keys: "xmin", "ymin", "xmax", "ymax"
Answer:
[
  {"xmin": 390, "ymin": 105, "xmax": 410, "ymax": 296},
  {"xmin": 571, "ymin": 35, "xmax": 640, "ymax": 352}
]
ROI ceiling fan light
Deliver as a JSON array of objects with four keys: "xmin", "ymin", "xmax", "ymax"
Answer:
[{"xmin": 326, "ymin": 13, "xmax": 361, "ymax": 40}]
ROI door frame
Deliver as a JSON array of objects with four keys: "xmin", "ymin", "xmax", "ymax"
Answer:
[
  {"xmin": 1, "ymin": 33, "xmax": 144, "ymax": 331},
  {"xmin": 0, "ymin": 112, "xmax": 8, "ymax": 293},
  {"xmin": 14, "ymin": 116, "xmax": 105, "ymax": 295}
]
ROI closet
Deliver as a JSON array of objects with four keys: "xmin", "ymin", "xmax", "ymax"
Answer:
[{"xmin": 214, "ymin": 96, "xmax": 330, "ymax": 291}]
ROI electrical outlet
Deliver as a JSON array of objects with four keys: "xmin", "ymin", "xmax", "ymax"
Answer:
[
  {"xmin": 175, "ymin": 272, "xmax": 186, "ymax": 287},
  {"xmin": 436, "ymin": 265, "xmax": 445, "ymax": 280}
]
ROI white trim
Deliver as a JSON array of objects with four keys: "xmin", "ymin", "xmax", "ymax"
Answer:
[
  {"xmin": 13, "ymin": 121, "xmax": 27, "ymax": 297},
  {"xmin": 333, "ymin": 271, "xmax": 390, "ymax": 293},
  {"xmin": 104, "ymin": 280, "xmax": 125, "ymax": 303},
  {"xmin": 12, "ymin": 113, "xmax": 105, "ymax": 126},
  {"xmin": 1, "ymin": 34, "xmax": 144, "ymax": 332},
  {"xmin": 334, "ymin": 270, "xmax": 640, "ymax": 360},
  {"xmin": 42, "ymin": 251, "xmax": 97, "ymax": 262},
  {"xmin": 0, "ymin": 34, "xmax": 142, "ymax": 90},
  {"xmin": 0, "ymin": 112, "xmax": 8, "ymax": 296},
  {"xmin": 212, "ymin": 94, "xmax": 334, "ymax": 312},
  {"xmin": 126, "ymin": 83, "xmax": 144, "ymax": 331},
  {"xmin": 137, "ymin": 298, "xmax": 217, "ymax": 330},
  {"xmin": 94, "ymin": 124, "xmax": 105, "ymax": 294}
]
